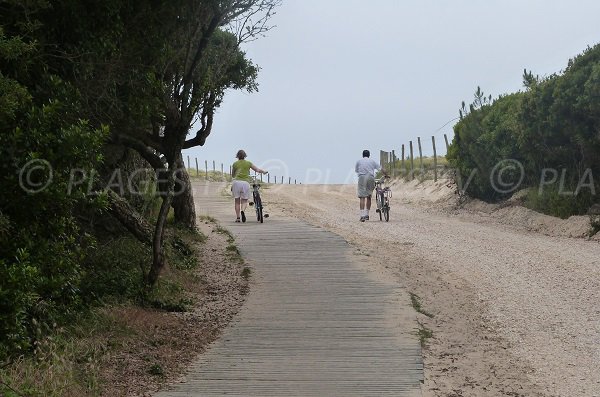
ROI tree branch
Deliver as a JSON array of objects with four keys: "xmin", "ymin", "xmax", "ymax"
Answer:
[
  {"xmin": 183, "ymin": 108, "xmax": 214, "ymax": 149},
  {"xmin": 115, "ymin": 134, "xmax": 165, "ymax": 170}
]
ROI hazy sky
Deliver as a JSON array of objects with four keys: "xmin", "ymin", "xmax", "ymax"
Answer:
[{"xmin": 183, "ymin": 0, "xmax": 600, "ymax": 184}]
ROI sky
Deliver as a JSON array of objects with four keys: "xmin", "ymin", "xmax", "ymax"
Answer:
[{"xmin": 183, "ymin": 0, "xmax": 600, "ymax": 184}]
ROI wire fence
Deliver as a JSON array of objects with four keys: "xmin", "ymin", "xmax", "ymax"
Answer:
[
  {"xmin": 380, "ymin": 134, "xmax": 452, "ymax": 182},
  {"xmin": 185, "ymin": 156, "xmax": 300, "ymax": 185}
]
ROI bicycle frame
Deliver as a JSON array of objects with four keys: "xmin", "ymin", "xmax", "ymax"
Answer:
[
  {"xmin": 251, "ymin": 176, "xmax": 264, "ymax": 223},
  {"xmin": 374, "ymin": 178, "xmax": 392, "ymax": 222}
]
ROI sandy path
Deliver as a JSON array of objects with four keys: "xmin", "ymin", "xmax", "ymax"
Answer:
[{"xmin": 262, "ymin": 182, "xmax": 600, "ymax": 397}]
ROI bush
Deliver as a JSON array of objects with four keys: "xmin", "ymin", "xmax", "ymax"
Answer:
[
  {"xmin": 0, "ymin": 31, "xmax": 107, "ymax": 359},
  {"xmin": 80, "ymin": 237, "xmax": 149, "ymax": 304},
  {"xmin": 525, "ymin": 187, "xmax": 595, "ymax": 219},
  {"xmin": 448, "ymin": 43, "xmax": 600, "ymax": 213}
]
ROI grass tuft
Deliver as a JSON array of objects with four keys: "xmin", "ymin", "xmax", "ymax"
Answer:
[
  {"xmin": 142, "ymin": 280, "xmax": 191, "ymax": 313},
  {"xmin": 410, "ymin": 293, "xmax": 434, "ymax": 318},
  {"xmin": 215, "ymin": 226, "xmax": 235, "ymax": 243},
  {"xmin": 417, "ymin": 323, "xmax": 434, "ymax": 347},
  {"xmin": 148, "ymin": 363, "xmax": 164, "ymax": 376},
  {"xmin": 199, "ymin": 215, "xmax": 217, "ymax": 224},
  {"xmin": 241, "ymin": 267, "xmax": 251, "ymax": 279}
]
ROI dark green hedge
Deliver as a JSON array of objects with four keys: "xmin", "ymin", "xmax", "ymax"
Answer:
[{"xmin": 448, "ymin": 44, "xmax": 600, "ymax": 216}]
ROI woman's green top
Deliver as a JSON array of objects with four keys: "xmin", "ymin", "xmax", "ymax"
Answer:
[{"xmin": 232, "ymin": 159, "xmax": 253, "ymax": 182}]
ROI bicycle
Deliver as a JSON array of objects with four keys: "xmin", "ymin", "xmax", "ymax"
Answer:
[
  {"xmin": 249, "ymin": 176, "xmax": 268, "ymax": 223},
  {"xmin": 375, "ymin": 177, "xmax": 392, "ymax": 222}
]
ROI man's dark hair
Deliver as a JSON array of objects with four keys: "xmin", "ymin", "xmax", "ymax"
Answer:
[{"xmin": 362, "ymin": 150, "xmax": 370, "ymax": 158}]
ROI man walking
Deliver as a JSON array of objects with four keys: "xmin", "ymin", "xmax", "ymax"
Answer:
[{"xmin": 355, "ymin": 150, "xmax": 386, "ymax": 222}]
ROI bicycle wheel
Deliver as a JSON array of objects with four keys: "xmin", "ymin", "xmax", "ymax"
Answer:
[
  {"xmin": 383, "ymin": 202, "xmax": 390, "ymax": 222},
  {"xmin": 254, "ymin": 193, "xmax": 263, "ymax": 223},
  {"xmin": 376, "ymin": 192, "xmax": 384, "ymax": 221}
]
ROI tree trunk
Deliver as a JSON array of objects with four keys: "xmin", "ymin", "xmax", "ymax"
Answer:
[
  {"xmin": 107, "ymin": 190, "xmax": 153, "ymax": 245},
  {"xmin": 147, "ymin": 164, "xmax": 176, "ymax": 286},
  {"xmin": 171, "ymin": 154, "xmax": 197, "ymax": 230}
]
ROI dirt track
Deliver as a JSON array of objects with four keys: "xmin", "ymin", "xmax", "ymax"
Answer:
[{"xmin": 262, "ymin": 181, "xmax": 600, "ymax": 397}]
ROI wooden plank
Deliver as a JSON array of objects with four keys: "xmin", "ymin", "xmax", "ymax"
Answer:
[{"xmin": 155, "ymin": 182, "xmax": 424, "ymax": 397}]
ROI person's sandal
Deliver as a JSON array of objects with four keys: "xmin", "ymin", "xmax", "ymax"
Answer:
[
  {"xmin": 235, "ymin": 218, "xmax": 241, "ymax": 223},
  {"xmin": 241, "ymin": 211, "xmax": 246, "ymax": 223}
]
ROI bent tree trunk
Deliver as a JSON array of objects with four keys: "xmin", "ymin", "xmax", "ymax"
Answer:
[
  {"xmin": 171, "ymin": 154, "xmax": 197, "ymax": 230},
  {"xmin": 107, "ymin": 190, "xmax": 153, "ymax": 245}
]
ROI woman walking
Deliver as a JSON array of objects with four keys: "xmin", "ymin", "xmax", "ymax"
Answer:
[{"xmin": 231, "ymin": 150, "xmax": 267, "ymax": 222}]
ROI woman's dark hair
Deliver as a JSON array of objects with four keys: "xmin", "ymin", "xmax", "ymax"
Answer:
[
  {"xmin": 236, "ymin": 150, "xmax": 247, "ymax": 160},
  {"xmin": 362, "ymin": 150, "xmax": 370, "ymax": 158}
]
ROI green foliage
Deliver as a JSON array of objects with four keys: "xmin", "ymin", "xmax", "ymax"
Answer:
[
  {"xmin": 142, "ymin": 278, "xmax": 191, "ymax": 313},
  {"xmin": 0, "ymin": 37, "xmax": 110, "ymax": 360},
  {"xmin": 0, "ymin": 0, "xmax": 270, "ymax": 361},
  {"xmin": 449, "ymin": 91, "xmax": 524, "ymax": 200},
  {"xmin": 524, "ymin": 187, "xmax": 594, "ymax": 219},
  {"xmin": 417, "ymin": 323, "xmax": 433, "ymax": 347},
  {"xmin": 241, "ymin": 267, "xmax": 252, "ymax": 279},
  {"xmin": 0, "ymin": 308, "xmax": 132, "ymax": 397},
  {"xmin": 448, "ymin": 43, "xmax": 600, "ymax": 214},
  {"xmin": 410, "ymin": 293, "xmax": 434, "ymax": 318},
  {"xmin": 0, "ymin": 26, "xmax": 108, "ymax": 358},
  {"xmin": 148, "ymin": 363, "xmax": 165, "ymax": 377},
  {"xmin": 81, "ymin": 229, "xmax": 201, "ymax": 308},
  {"xmin": 80, "ymin": 237, "xmax": 149, "ymax": 304}
]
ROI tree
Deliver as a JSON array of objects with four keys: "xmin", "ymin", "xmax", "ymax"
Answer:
[
  {"xmin": 449, "ymin": 43, "xmax": 600, "ymax": 215},
  {"xmin": 104, "ymin": 2, "xmax": 272, "ymax": 285},
  {"xmin": 0, "ymin": 23, "xmax": 107, "ymax": 358},
  {"xmin": 34, "ymin": 0, "xmax": 275, "ymax": 285},
  {"xmin": 0, "ymin": 0, "xmax": 279, "ymax": 358},
  {"xmin": 1, "ymin": 0, "xmax": 279, "ymax": 291}
]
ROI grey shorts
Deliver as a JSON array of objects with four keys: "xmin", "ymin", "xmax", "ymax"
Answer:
[{"xmin": 357, "ymin": 175, "xmax": 375, "ymax": 198}]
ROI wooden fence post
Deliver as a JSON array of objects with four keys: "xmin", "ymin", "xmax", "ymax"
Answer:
[
  {"xmin": 268, "ymin": 174, "xmax": 270, "ymax": 184},
  {"xmin": 444, "ymin": 134, "xmax": 450, "ymax": 151},
  {"xmin": 432, "ymin": 136, "xmax": 438, "ymax": 182},
  {"xmin": 391, "ymin": 150, "xmax": 396, "ymax": 178},
  {"xmin": 401, "ymin": 144, "xmax": 405, "ymax": 177},
  {"xmin": 212, "ymin": 160, "xmax": 215, "ymax": 173},
  {"xmin": 409, "ymin": 141, "xmax": 414, "ymax": 180},
  {"xmin": 195, "ymin": 158, "xmax": 199, "ymax": 177},
  {"xmin": 221, "ymin": 163, "xmax": 224, "ymax": 176},
  {"xmin": 281, "ymin": 176, "xmax": 283, "ymax": 184},
  {"xmin": 204, "ymin": 160, "xmax": 208, "ymax": 180},
  {"xmin": 417, "ymin": 137, "xmax": 423, "ymax": 176}
]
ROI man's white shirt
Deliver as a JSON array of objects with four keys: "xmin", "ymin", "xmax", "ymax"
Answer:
[{"xmin": 355, "ymin": 157, "xmax": 381, "ymax": 176}]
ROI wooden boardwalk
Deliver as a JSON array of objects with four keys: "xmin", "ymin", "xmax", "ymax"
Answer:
[{"xmin": 156, "ymin": 182, "xmax": 423, "ymax": 396}]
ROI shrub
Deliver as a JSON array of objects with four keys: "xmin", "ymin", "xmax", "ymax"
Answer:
[
  {"xmin": 0, "ymin": 32, "xmax": 106, "ymax": 359},
  {"xmin": 448, "ymin": 43, "xmax": 600, "ymax": 213}
]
